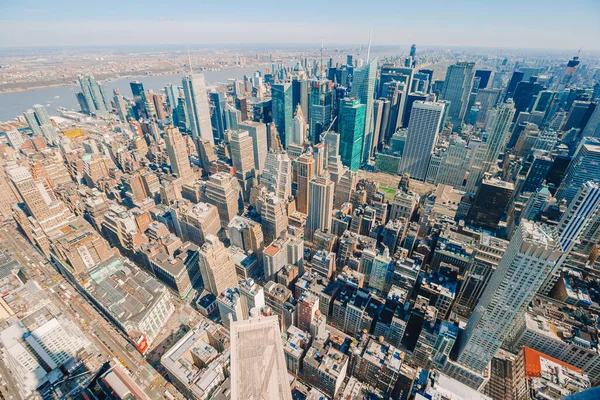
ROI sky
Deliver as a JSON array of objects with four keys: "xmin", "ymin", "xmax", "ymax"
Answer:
[{"xmin": 1, "ymin": 0, "xmax": 599, "ymax": 50}]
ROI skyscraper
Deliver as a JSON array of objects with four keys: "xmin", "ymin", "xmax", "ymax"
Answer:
[
  {"xmin": 238, "ymin": 121, "xmax": 268, "ymax": 173},
  {"xmin": 230, "ymin": 129, "xmax": 256, "ymax": 201},
  {"xmin": 451, "ymin": 221, "xmax": 561, "ymax": 384},
  {"xmin": 296, "ymin": 153, "xmax": 315, "ymax": 214},
  {"xmin": 350, "ymin": 57, "xmax": 377, "ymax": 161},
  {"xmin": 182, "ymin": 73, "xmax": 215, "ymax": 145},
  {"xmin": 209, "ymin": 91, "xmax": 227, "ymax": 142},
  {"xmin": 130, "ymin": 81, "xmax": 146, "ymax": 119},
  {"xmin": 307, "ymin": 174, "xmax": 334, "ymax": 239},
  {"xmin": 555, "ymin": 137, "xmax": 600, "ymax": 205},
  {"xmin": 482, "ymin": 100, "xmax": 516, "ymax": 174},
  {"xmin": 338, "ymin": 98, "xmax": 366, "ymax": 172},
  {"xmin": 309, "ymin": 80, "xmax": 333, "ymax": 143},
  {"xmin": 272, "ymin": 83, "xmax": 293, "ymax": 149},
  {"xmin": 164, "ymin": 126, "xmax": 193, "ymax": 183},
  {"xmin": 198, "ymin": 235, "xmax": 239, "ymax": 296},
  {"xmin": 440, "ymin": 62, "xmax": 475, "ymax": 124},
  {"xmin": 261, "ymin": 150, "xmax": 292, "ymax": 201},
  {"xmin": 230, "ymin": 312, "xmax": 292, "ymax": 400},
  {"xmin": 23, "ymin": 109, "xmax": 43, "ymax": 136},
  {"xmin": 291, "ymin": 105, "xmax": 307, "ymax": 146},
  {"xmin": 398, "ymin": 101, "xmax": 445, "ymax": 181}
]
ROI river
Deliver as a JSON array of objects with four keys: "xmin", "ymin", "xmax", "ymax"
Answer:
[{"xmin": 0, "ymin": 65, "xmax": 269, "ymax": 123}]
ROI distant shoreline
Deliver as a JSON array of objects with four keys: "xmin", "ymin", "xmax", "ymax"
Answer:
[{"xmin": 0, "ymin": 65, "xmax": 265, "ymax": 94}]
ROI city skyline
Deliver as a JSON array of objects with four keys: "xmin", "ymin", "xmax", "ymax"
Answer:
[{"xmin": 1, "ymin": 0, "xmax": 599, "ymax": 50}]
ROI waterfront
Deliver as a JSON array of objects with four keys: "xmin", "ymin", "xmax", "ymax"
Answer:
[{"xmin": 0, "ymin": 65, "xmax": 267, "ymax": 122}]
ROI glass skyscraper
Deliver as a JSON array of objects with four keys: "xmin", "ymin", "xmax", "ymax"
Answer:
[
  {"xmin": 271, "ymin": 82, "xmax": 293, "ymax": 148},
  {"xmin": 339, "ymin": 98, "xmax": 366, "ymax": 172},
  {"xmin": 350, "ymin": 57, "xmax": 377, "ymax": 162}
]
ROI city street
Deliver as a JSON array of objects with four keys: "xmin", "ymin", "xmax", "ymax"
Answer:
[{"xmin": 0, "ymin": 224, "xmax": 180, "ymax": 399}]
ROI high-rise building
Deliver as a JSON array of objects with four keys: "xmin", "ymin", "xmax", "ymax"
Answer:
[
  {"xmin": 296, "ymin": 153, "xmax": 315, "ymax": 214},
  {"xmin": 475, "ymin": 88, "xmax": 501, "ymax": 125},
  {"xmin": 23, "ymin": 109, "xmax": 43, "ymax": 136},
  {"xmin": 555, "ymin": 137, "xmax": 600, "ymax": 205},
  {"xmin": 261, "ymin": 150, "xmax": 292, "ymax": 201},
  {"xmin": 198, "ymin": 235, "xmax": 239, "ymax": 296},
  {"xmin": 482, "ymin": 100, "xmax": 516, "ymax": 174},
  {"xmin": 182, "ymin": 73, "xmax": 214, "ymax": 145},
  {"xmin": 164, "ymin": 126, "xmax": 193, "ymax": 183},
  {"xmin": 230, "ymin": 129, "xmax": 256, "ymax": 200},
  {"xmin": 309, "ymin": 80, "xmax": 333, "ymax": 143},
  {"xmin": 260, "ymin": 193, "xmax": 288, "ymax": 244},
  {"xmin": 350, "ymin": 57, "xmax": 378, "ymax": 161},
  {"xmin": 338, "ymin": 98, "xmax": 366, "ymax": 172},
  {"xmin": 450, "ymin": 221, "xmax": 561, "ymax": 385},
  {"xmin": 204, "ymin": 173, "xmax": 243, "ymax": 226},
  {"xmin": 307, "ymin": 174, "xmax": 334, "ymax": 239},
  {"xmin": 291, "ymin": 105, "xmax": 307, "ymax": 145},
  {"xmin": 130, "ymin": 81, "xmax": 146, "ymax": 118},
  {"xmin": 209, "ymin": 91, "xmax": 227, "ymax": 142},
  {"xmin": 466, "ymin": 178, "xmax": 514, "ymax": 232},
  {"xmin": 272, "ymin": 83, "xmax": 293, "ymax": 148},
  {"xmin": 398, "ymin": 101, "xmax": 445, "ymax": 181},
  {"xmin": 238, "ymin": 121, "xmax": 268, "ymax": 173},
  {"xmin": 230, "ymin": 312, "xmax": 292, "ymax": 400},
  {"xmin": 440, "ymin": 62, "xmax": 475, "ymax": 123}
]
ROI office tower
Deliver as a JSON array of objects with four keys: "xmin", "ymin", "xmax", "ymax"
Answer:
[
  {"xmin": 272, "ymin": 82, "xmax": 293, "ymax": 148},
  {"xmin": 582, "ymin": 102, "xmax": 600, "ymax": 138},
  {"xmin": 475, "ymin": 88, "xmax": 501, "ymax": 125},
  {"xmin": 230, "ymin": 312, "xmax": 292, "ymax": 400},
  {"xmin": 452, "ymin": 222, "xmax": 561, "ymax": 380},
  {"xmin": 164, "ymin": 126, "xmax": 193, "ymax": 182},
  {"xmin": 435, "ymin": 136, "xmax": 469, "ymax": 188},
  {"xmin": 204, "ymin": 173, "xmax": 243, "ymax": 227},
  {"xmin": 229, "ymin": 216, "xmax": 265, "ymax": 259},
  {"xmin": 466, "ymin": 178, "xmax": 514, "ymax": 232},
  {"xmin": 296, "ymin": 153, "xmax": 315, "ymax": 214},
  {"xmin": 291, "ymin": 105, "xmax": 307, "ymax": 146},
  {"xmin": 182, "ymin": 73, "xmax": 214, "ymax": 145},
  {"xmin": 482, "ymin": 100, "xmax": 516, "ymax": 174},
  {"xmin": 151, "ymin": 92, "xmax": 167, "ymax": 119},
  {"xmin": 238, "ymin": 121, "xmax": 268, "ymax": 173},
  {"xmin": 371, "ymin": 99, "xmax": 384, "ymax": 149},
  {"xmin": 198, "ymin": 235, "xmax": 239, "ymax": 296},
  {"xmin": 209, "ymin": 91, "xmax": 227, "ymax": 142},
  {"xmin": 173, "ymin": 202, "xmax": 221, "ymax": 247},
  {"xmin": 309, "ymin": 80, "xmax": 334, "ymax": 143},
  {"xmin": 261, "ymin": 150, "xmax": 292, "ymax": 200},
  {"xmin": 165, "ymin": 84, "xmax": 179, "ymax": 111},
  {"xmin": 504, "ymin": 71, "xmax": 525, "ymax": 101},
  {"xmin": 235, "ymin": 96, "xmax": 248, "ymax": 121},
  {"xmin": 555, "ymin": 137, "xmax": 600, "ymax": 205},
  {"xmin": 513, "ymin": 80, "xmax": 544, "ymax": 118},
  {"xmin": 292, "ymin": 71, "xmax": 309, "ymax": 118},
  {"xmin": 260, "ymin": 193, "xmax": 288, "ymax": 244},
  {"xmin": 440, "ymin": 62, "xmax": 475, "ymax": 123},
  {"xmin": 307, "ymin": 174, "xmax": 334, "ymax": 239},
  {"xmin": 556, "ymin": 182, "xmax": 600, "ymax": 268},
  {"xmin": 398, "ymin": 101, "xmax": 445, "ymax": 181},
  {"xmin": 113, "ymin": 89, "xmax": 128, "ymax": 122},
  {"xmin": 338, "ymin": 98, "xmax": 366, "ymax": 172},
  {"xmin": 225, "ymin": 105, "xmax": 242, "ymax": 131},
  {"xmin": 350, "ymin": 57, "xmax": 377, "ymax": 161},
  {"xmin": 230, "ymin": 129, "xmax": 256, "ymax": 201},
  {"xmin": 474, "ymin": 70, "xmax": 492, "ymax": 90},
  {"xmin": 129, "ymin": 81, "xmax": 146, "ymax": 118}
]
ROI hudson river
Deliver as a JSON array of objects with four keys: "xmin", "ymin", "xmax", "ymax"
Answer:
[{"xmin": 0, "ymin": 66, "xmax": 266, "ymax": 122}]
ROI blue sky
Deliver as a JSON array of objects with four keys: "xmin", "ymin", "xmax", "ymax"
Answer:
[{"xmin": 1, "ymin": 0, "xmax": 599, "ymax": 50}]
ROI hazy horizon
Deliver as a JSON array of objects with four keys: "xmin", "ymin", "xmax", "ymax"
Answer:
[{"xmin": 1, "ymin": 0, "xmax": 599, "ymax": 51}]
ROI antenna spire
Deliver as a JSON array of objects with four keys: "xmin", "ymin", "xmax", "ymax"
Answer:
[
  {"xmin": 320, "ymin": 38, "xmax": 324, "ymax": 78},
  {"xmin": 187, "ymin": 45, "xmax": 193, "ymax": 75},
  {"xmin": 367, "ymin": 29, "xmax": 372, "ymax": 62}
]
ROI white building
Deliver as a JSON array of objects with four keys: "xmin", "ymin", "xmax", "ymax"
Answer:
[{"xmin": 399, "ymin": 101, "xmax": 445, "ymax": 181}]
